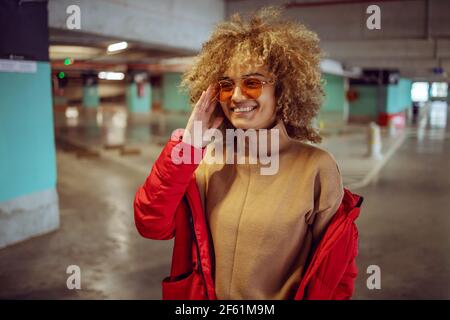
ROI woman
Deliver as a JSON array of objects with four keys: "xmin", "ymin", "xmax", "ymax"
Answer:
[{"xmin": 134, "ymin": 7, "xmax": 363, "ymax": 300}]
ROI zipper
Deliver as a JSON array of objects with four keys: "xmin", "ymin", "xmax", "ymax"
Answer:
[
  {"xmin": 189, "ymin": 214, "xmax": 203, "ymax": 275},
  {"xmin": 184, "ymin": 195, "xmax": 209, "ymax": 298}
]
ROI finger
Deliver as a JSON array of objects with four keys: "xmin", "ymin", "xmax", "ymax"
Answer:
[
  {"xmin": 206, "ymin": 83, "xmax": 215, "ymax": 94},
  {"xmin": 204, "ymin": 97, "xmax": 217, "ymax": 114},
  {"xmin": 203, "ymin": 85, "xmax": 215, "ymax": 105},
  {"xmin": 205, "ymin": 90, "xmax": 219, "ymax": 113},
  {"xmin": 199, "ymin": 86, "xmax": 215, "ymax": 112},
  {"xmin": 199, "ymin": 89, "xmax": 213, "ymax": 112},
  {"xmin": 195, "ymin": 91, "xmax": 207, "ymax": 110}
]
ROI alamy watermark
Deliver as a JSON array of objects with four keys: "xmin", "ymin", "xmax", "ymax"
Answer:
[
  {"xmin": 66, "ymin": 5, "xmax": 81, "ymax": 30},
  {"xmin": 64, "ymin": 4, "xmax": 379, "ymax": 33},
  {"xmin": 66, "ymin": 265, "xmax": 81, "ymax": 290},
  {"xmin": 366, "ymin": 5, "xmax": 381, "ymax": 30},
  {"xmin": 171, "ymin": 121, "xmax": 280, "ymax": 176},
  {"xmin": 366, "ymin": 265, "xmax": 381, "ymax": 290}
]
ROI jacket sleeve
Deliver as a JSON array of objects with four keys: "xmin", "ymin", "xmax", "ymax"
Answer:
[
  {"xmin": 331, "ymin": 223, "xmax": 359, "ymax": 300},
  {"xmin": 134, "ymin": 131, "xmax": 206, "ymax": 240}
]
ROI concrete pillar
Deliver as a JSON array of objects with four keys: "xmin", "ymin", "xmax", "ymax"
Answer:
[
  {"xmin": 348, "ymin": 84, "xmax": 379, "ymax": 123},
  {"xmin": 0, "ymin": 2, "xmax": 59, "ymax": 248},
  {"xmin": 319, "ymin": 73, "xmax": 347, "ymax": 129},
  {"xmin": 382, "ymin": 78, "xmax": 412, "ymax": 127},
  {"xmin": 428, "ymin": 82, "xmax": 433, "ymax": 101},
  {"xmin": 162, "ymin": 72, "xmax": 191, "ymax": 112},
  {"xmin": 447, "ymin": 83, "xmax": 450, "ymax": 103},
  {"xmin": 82, "ymin": 74, "xmax": 99, "ymax": 109},
  {"xmin": 126, "ymin": 72, "xmax": 151, "ymax": 113},
  {"xmin": 348, "ymin": 71, "xmax": 411, "ymax": 127}
]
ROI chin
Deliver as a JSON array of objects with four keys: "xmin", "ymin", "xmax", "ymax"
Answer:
[{"xmin": 230, "ymin": 119, "xmax": 256, "ymax": 130}]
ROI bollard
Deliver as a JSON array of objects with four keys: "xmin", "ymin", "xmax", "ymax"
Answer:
[
  {"xmin": 367, "ymin": 122, "xmax": 382, "ymax": 159},
  {"xmin": 388, "ymin": 118, "xmax": 397, "ymax": 137},
  {"xmin": 104, "ymin": 109, "xmax": 128, "ymax": 148}
]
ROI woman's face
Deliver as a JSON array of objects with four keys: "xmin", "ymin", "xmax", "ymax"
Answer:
[{"xmin": 218, "ymin": 62, "xmax": 277, "ymax": 130}]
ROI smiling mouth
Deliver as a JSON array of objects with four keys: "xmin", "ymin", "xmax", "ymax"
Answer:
[{"xmin": 231, "ymin": 105, "xmax": 258, "ymax": 113}]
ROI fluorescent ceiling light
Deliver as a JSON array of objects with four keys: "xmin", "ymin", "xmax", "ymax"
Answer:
[
  {"xmin": 98, "ymin": 71, "xmax": 125, "ymax": 81},
  {"xmin": 107, "ymin": 41, "xmax": 128, "ymax": 52},
  {"xmin": 49, "ymin": 45, "xmax": 102, "ymax": 60}
]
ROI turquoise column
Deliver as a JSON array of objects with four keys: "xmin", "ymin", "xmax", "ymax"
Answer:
[
  {"xmin": 82, "ymin": 75, "xmax": 99, "ymax": 109},
  {"xmin": 0, "ymin": 0, "xmax": 59, "ymax": 249},
  {"xmin": 126, "ymin": 82, "xmax": 152, "ymax": 113},
  {"xmin": 321, "ymin": 73, "xmax": 346, "ymax": 113},
  {"xmin": 319, "ymin": 73, "xmax": 346, "ymax": 128},
  {"xmin": 82, "ymin": 85, "xmax": 99, "ymax": 109},
  {"xmin": 0, "ymin": 61, "xmax": 59, "ymax": 248},
  {"xmin": 348, "ymin": 85, "xmax": 379, "ymax": 121},
  {"xmin": 428, "ymin": 82, "xmax": 433, "ymax": 101},
  {"xmin": 348, "ymin": 76, "xmax": 411, "ymax": 125},
  {"xmin": 162, "ymin": 72, "xmax": 191, "ymax": 112},
  {"xmin": 0, "ymin": 62, "xmax": 57, "ymax": 201},
  {"xmin": 447, "ymin": 83, "xmax": 450, "ymax": 103},
  {"xmin": 386, "ymin": 78, "xmax": 413, "ymax": 114}
]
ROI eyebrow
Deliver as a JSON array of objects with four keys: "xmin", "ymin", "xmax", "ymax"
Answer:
[{"xmin": 219, "ymin": 73, "xmax": 266, "ymax": 80}]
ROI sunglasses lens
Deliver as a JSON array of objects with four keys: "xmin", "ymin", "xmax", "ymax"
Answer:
[
  {"xmin": 218, "ymin": 81, "xmax": 234, "ymax": 102},
  {"xmin": 242, "ymin": 78, "xmax": 263, "ymax": 99},
  {"xmin": 217, "ymin": 78, "xmax": 265, "ymax": 101}
]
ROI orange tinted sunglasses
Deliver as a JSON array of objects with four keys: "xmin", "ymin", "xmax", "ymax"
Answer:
[{"xmin": 216, "ymin": 77, "xmax": 275, "ymax": 102}]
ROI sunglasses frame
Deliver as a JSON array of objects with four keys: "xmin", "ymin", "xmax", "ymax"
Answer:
[{"xmin": 215, "ymin": 76, "xmax": 275, "ymax": 102}]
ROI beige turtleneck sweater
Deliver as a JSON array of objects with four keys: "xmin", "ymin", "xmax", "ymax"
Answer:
[{"xmin": 194, "ymin": 119, "xmax": 344, "ymax": 300}]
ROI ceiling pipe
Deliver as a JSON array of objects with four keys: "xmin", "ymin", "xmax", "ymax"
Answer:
[
  {"xmin": 51, "ymin": 61, "xmax": 126, "ymax": 72},
  {"xmin": 285, "ymin": 0, "xmax": 411, "ymax": 9}
]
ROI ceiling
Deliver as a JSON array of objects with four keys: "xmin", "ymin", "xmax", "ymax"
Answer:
[
  {"xmin": 226, "ymin": 0, "xmax": 450, "ymax": 81},
  {"xmin": 49, "ymin": 28, "xmax": 195, "ymax": 76},
  {"xmin": 48, "ymin": 0, "xmax": 450, "ymax": 81}
]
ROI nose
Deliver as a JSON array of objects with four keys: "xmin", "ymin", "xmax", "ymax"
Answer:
[{"xmin": 231, "ymin": 85, "xmax": 246, "ymax": 104}]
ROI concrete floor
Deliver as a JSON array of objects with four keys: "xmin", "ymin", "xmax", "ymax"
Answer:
[
  {"xmin": 353, "ymin": 118, "xmax": 450, "ymax": 299},
  {"xmin": 0, "ymin": 149, "xmax": 172, "ymax": 299},
  {"xmin": 0, "ymin": 105, "xmax": 449, "ymax": 299}
]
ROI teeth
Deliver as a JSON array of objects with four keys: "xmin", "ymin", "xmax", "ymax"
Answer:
[{"xmin": 233, "ymin": 106, "xmax": 256, "ymax": 112}]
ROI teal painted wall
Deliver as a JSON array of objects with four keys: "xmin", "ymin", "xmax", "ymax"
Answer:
[
  {"xmin": 82, "ymin": 85, "xmax": 99, "ymax": 108},
  {"xmin": 0, "ymin": 62, "xmax": 57, "ymax": 202},
  {"xmin": 321, "ymin": 73, "xmax": 345, "ymax": 113},
  {"xmin": 162, "ymin": 73, "xmax": 191, "ymax": 112},
  {"xmin": 349, "ymin": 85, "xmax": 379, "ymax": 117},
  {"xmin": 386, "ymin": 78, "xmax": 412, "ymax": 114},
  {"xmin": 126, "ymin": 83, "xmax": 152, "ymax": 113}
]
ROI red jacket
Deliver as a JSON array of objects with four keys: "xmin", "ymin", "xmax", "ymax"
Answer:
[{"xmin": 134, "ymin": 133, "xmax": 363, "ymax": 300}]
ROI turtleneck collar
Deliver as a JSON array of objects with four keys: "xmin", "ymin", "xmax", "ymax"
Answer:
[{"xmin": 208, "ymin": 118, "xmax": 292, "ymax": 164}]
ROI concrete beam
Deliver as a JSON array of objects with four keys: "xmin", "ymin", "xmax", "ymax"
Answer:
[
  {"xmin": 399, "ymin": 69, "xmax": 448, "ymax": 81},
  {"xmin": 322, "ymin": 39, "xmax": 436, "ymax": 59},
  {"xmin": 226, "ymin": 0, "xmax": 450, "ymax": 40},
  {"xmin": 225, "ymin": 0, "xmax": 450, "ymax": 79},
  {"xmin": 342, "ymin": 58, "xmax": 439, "ymax": 70},
  {"xmin": 49, "ymin": 0, "xmax": 225, "ymax": 53},
  {"xmin": 429, "ymin": 0, "xmax": 450, "ymax": 37},
  {"xmin": 437, "ymin": 40, "xmax": 450, "ymax": 58}
]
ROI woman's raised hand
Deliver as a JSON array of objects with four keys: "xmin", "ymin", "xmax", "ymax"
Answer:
[{"xmin": 182, "ymin": 84, "xmax": 224, "ymax": 149}]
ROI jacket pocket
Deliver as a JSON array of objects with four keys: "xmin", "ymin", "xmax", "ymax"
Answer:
[{"xmin": 162, "ymin": 269, "xmax": 207, "ymax": 300}]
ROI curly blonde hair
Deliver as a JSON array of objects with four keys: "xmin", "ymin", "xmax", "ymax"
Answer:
[{"xmin": 180, "ymin": 6, "xmax": 324, "ymax": 143}]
